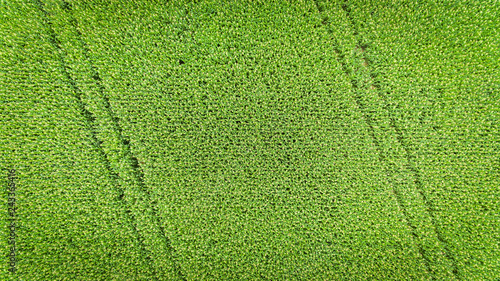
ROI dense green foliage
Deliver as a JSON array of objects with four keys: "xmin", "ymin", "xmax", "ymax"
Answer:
[
  {"xmin": 0, "ymin": 1, "xmax": 165, "ymax": 279},
  {"xmin": 1, "ymin": 0, "xmax": 498, "ymax": 280},
  {"xmin": 342, "ymin": 1, "xmax": 500, "ymax": 278}
]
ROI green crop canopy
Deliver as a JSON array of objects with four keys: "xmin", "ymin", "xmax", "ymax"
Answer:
[{"xmin": 1, "ymin": 0, "xmax": 498, "ymax": 279}]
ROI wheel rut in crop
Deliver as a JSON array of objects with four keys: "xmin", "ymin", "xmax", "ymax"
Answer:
[
  {"xmin": 339, "ymin": 1, "xmax": 460, "ymax": 279},
  {"xmin": 62, "ymin": 1, "xmax": 185, "ymax": 279},
  {"xmin": 313, "ymin": 0, "xmax": 460, "ymax": 279},
  {"xmin": 33, "ymin": 1, "xmax": 182, "ymax": 280}
]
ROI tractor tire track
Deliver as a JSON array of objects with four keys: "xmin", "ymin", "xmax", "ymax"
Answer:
[
  {"xmin": 339, "ymin": 1, "xmax": 460, "ymax": 279},
  {"xmin": 33, "ymin": 0, "xmax": 162, "ymax": 279},
  {"xmin": 59, "ymin": 1, "xmax": 185, "ymax": 279},
  {"xmin": 314, "ymin": 0, "xmax": 459, "ymax": 279},
  {"xmin": 340, "ymin": 1, "xmax": 460, "ymax": 279}
]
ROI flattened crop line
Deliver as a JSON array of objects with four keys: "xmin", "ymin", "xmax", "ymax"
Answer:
[
  {"xmin": 338, "ymin": 58, "xmax": 436, "ymax": 278},
  {"xmin": 323, "ymin": 0, "xmax": 436, "ymax": 277},
  {"xmin": 59, "ymin": 1, "xmax": 186, "ymax": 280},
  {"xmin": 388, "ymin": 101, "xmax": 461, "ymax": 278},
  {"xmin": 340, "ymin": 1, "xmax": 460, "ymax": 279},
  {"xmin": 7, "ymin": 168, "xmax": 16, "ymax": 274},
  {"xmin": 311, "ymin": 2, "xmax": 429, "ymax": 272},
  {"xmin": 32, "ymin": 1, "xmax": 159, "ymax": 279}
]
